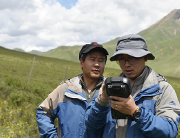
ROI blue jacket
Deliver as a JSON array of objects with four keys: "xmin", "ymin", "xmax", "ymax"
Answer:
[
  {"xmin": 36, "ymin": 74, "xmax": 105, "ymax": 138},
  {"xmin": 85, "ymin": 68, "xmax": 180, "ymax": 138}
]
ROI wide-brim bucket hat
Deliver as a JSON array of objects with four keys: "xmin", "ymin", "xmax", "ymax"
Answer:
[{"xmin": 110, "ymin": 34, "xmax": 155, "ymax": 61}]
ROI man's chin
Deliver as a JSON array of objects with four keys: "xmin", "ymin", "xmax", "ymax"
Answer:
[
  {"xmin": 124, "ymin": 74, "xmax": 135, "ymax": 80},
  {"xmin": 91, "ymin": 74, "xmax": 101, "ymax": 79}
]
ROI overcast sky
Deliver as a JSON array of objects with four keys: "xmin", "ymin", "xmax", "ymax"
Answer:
[{"xmin": 0, "ymin": 0, "xmax": 180, "ymax": 52}]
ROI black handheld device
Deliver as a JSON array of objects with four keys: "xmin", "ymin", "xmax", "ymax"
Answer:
[{"xmin": 105, "ymin": 77, "xmax": 132, "ymax": 119}]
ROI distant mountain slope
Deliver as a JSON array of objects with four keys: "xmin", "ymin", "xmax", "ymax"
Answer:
[
  {"xmin": 41, "ymin": 9, "xmax": 180, "ymax": 77},
  {"xmin": 138, "ymin": 9, "xmax": 180, "ymax": 44},
  {"xmin": 102, "ymin": 37, "xmax": 119, "ymax": 46},
  {"xmin": 13, "ymin": 48, "xmax": 44, "ymax": 55},
  {"xmin": 28, "ymin": 50, "xmax": 45, "ymax": 55},
  {"xmin": 43, "ymin": 45, "xmax": 82, "ymax": 61},
  {"xmin": 13, "ymin": 48, "xmax": 25, "ymax": 52}
]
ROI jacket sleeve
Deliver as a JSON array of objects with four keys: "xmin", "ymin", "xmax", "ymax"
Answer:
[
  {"xmin": 85, "ymin": 96, "xmax": 111, "ymax": 134},
  {"xmin": 36, "ymin": 84, "xmax": 68, "ymax": 138},
  {"xmin": 36, "ymin": 107, "xmax": 58, "ymax": 138},
  {"xmin": 137, "ymin": 82, "xmax": 180, "ymax": 138}
]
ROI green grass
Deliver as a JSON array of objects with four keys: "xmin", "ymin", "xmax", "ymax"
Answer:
[
  {"xmin": 0, "ymin": 47, "xmax": 180, "ymax": 137},
  {"xmin": 0, "ymin": 47, "xmax": 81, "ymax": 137},
  {"xmin": 0, "ymin": 47, "xmax": 120, "ymax": 137}
]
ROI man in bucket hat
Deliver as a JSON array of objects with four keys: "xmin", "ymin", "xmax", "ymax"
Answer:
[
  {"xmin": 36, "ymin": 42, "xmax": 109, "ymax": 137},
  {"xmin": 85, "ymin": 34, "xmax": 180, "ymax": 138}
]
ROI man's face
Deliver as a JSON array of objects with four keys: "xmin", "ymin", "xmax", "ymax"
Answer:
[
  {"xmin": 80, "ymin": 51, "xmax": 106, "ymax": 80},
  {"xmin": 117, "ymin": 54, "xmax": 147, "ymax": 82}
]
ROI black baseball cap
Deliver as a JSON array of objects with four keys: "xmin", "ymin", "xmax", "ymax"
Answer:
[{"xmin": 79, "ymin": 42, "xmax": 109, "ymax": 60}]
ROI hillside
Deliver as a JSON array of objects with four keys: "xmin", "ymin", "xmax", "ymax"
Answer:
[
  {"xmin": 13, "ymin": 48, "xmax": 25, "ymax": 52},
  {"xmin": 0, "ymin": 46, "xmax": 121, "ymax": 137},
  {"xmin": 43, "ymin": 45, "xmax": 82, "ymax": 61},
  {"xmin": 0, "ymin": 46, "xmax": 180, "ymax": 137},
  {"xmin": 41, "ymin": 9, "xmax": 180, "ymax": 77},
  {"xmin": 139, "ymin": 9, "xmax": 180, "ymax": 44},
  {"xmin": 13, "ymin": 48, "xmax": 45, "ymax": 56},
  {"xmin": 139, "ymin": 9, "xmax": 180, "ymax": 77},
  {"xmin": 0, "ymin": 46, "xmax": 120, "ymax": 88},
  {"xmin": 28, "ymin": 50, "xmax": 45, "ymax": 55}
]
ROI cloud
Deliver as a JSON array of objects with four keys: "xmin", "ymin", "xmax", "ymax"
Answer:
[
  {"xmin": 0, "ymin": 0, "xmax": 180, "ymax": 52},
  {"xmin": 0, "ymin": 0, "xmax": 35, "ymax": 11}
]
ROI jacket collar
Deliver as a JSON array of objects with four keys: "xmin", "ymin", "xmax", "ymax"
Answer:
[
  {"xmin": 65, "ymin": 74, "xmax": 105, "ymax": 93},
  {"xmin": 135, "ymin": 68, "xmax": 164, "ymax": 101},
  {"xmin": 120, "ymin": 66, "xmax": 164, "ymax": 99}
]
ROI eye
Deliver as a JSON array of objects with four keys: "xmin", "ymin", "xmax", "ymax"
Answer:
[
  {"xmin": 99, "ymin": 58, "xmax": 105, "ymax": 62},
  {"xmin": 90, "ymin": 57, "xmax": 95, "ymax": 61},
  {"xmin": 99, "ymin": 60, "xmax": 104, "ymax": 62}
]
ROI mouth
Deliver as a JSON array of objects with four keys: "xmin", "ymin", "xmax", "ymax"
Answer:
[
  {"xmin": 125, "ymin": 70, "xmax": 133, "ymax": 74},
  {"xmin": 92, "ymin": 70, "xmax": 100, "ymax": 74}
]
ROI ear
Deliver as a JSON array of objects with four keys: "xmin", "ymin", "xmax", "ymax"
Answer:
[{"xmin": 80, "ymin": 58, "xmax": 83, "ymax": 69}]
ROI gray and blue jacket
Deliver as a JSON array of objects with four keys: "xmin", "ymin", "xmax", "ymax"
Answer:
[
  {"xmin": 36, "ymin": 74, "xmax": 105, "ymax": 138},
  {"xmin": 85, "ymin": 66, "xmax": 180, "ymax": 138}
]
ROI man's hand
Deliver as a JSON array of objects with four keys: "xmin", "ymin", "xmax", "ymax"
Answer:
[
  {"xmin": 110, "ymin": 95, "xmax": 138, "ymax": 115},
  {"xmin": 100, "ymin": 83, "xmax": 109, "ymax": 101}
]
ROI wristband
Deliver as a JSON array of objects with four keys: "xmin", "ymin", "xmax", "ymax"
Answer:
[
  {"xmin": 130, "ymin": 106, "xmax": 139, "ymax": 117},
  {"xmin": 95, "ymin": 95, "xmax": 110, "ymax": 107}
]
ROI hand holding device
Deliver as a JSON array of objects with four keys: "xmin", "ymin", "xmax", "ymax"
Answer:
[{"xmin": 105, "ymin": 77, "xmax": 132, "ymax": 119}]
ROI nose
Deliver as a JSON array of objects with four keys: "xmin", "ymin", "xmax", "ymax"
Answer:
[
  {"xmin": 94, "ymin": 62, "xmax": 99, "ymax": 67},
  {"xmin": 124, "ymin": 59, "xmax": 131, "ymax": 66},
  {"xmin": 94, "ymin": 60, "xmax": 100, "ymax": 67}
]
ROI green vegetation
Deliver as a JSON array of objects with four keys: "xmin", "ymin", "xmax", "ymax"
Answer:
[
  {"xmin": 1, "ymin": 9, "xmax": 180, "ymax": 138},
  {"xmin": 0, "ymin": 46, "xmax": 180, "ymax": 137},
  {"xmin": 0, "ymin": 46, "xmax": 120, "ymax": 137}
]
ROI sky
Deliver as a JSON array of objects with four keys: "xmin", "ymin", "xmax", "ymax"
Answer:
[{"xmin": 0, "ymin": 0, "xmax": 180, "ymax": 52}]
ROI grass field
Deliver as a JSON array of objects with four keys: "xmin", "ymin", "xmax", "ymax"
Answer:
[{"xmin": 0, "ymin": 47, "xmax": 180, "ymax": 137}]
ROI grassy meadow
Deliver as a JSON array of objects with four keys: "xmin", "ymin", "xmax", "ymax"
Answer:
[
  {"xmin": 0, "ymin": 47, "xmax": 120, "ymax": 137},
  {"xmin": 0, "ymin": 47, "xmax": 180, "ymax": 137}
]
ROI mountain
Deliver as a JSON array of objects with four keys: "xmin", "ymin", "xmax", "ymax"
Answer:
[
  {"xmin": 28, "ymin": 50, "xmax": 45, "ymax": 55},
  {"xmin": 13, "ymin": 48, "xmax": 25, "ymax": 52},
  {"xmin": 13, "ymin": 47, "xmax": 44, "ymax": 55},
  {"xmin": 138, "ymin": 9, "xmax": 180, "ymax": 44},
  {"xmin": 138, "ymin": 9, "xmax": 180, "ymax": 77},
  {"xmin": 38, "ymin": 9, "xmax": 180, "ymax": 77},
  {"xmin": 42, "ymin": 45, "xmax": 82, "ymax": 61}
]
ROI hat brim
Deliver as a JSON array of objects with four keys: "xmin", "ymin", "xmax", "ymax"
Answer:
[{"xmin": 110, "ymin": 49, "xmax": 155, "ymax": 61}]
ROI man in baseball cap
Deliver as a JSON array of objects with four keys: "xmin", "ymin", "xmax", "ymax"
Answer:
[
  {"xmin": 85, "ymin": 34, "xmax": 180, "ymax": 138},
  {"xmin": 36, "ymin": 42, "xmax": 109, "ymax": 137}
]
